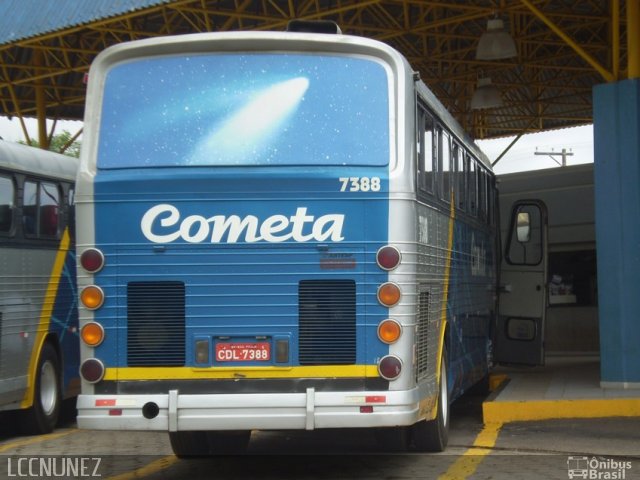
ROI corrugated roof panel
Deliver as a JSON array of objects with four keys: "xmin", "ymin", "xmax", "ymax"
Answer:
[{"xmin": 0, "ymin": 0, "xmax": 172, "ymax": 45}]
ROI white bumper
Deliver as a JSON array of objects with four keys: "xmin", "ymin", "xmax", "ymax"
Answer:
[{"xmin": 77, "ymin": 387, "xmax": 424, "ymax": 431}]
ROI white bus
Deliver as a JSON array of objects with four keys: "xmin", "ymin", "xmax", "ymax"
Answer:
[{"xmin": 0, "ymin": 140, "xmax": 79, "ymax": 433}]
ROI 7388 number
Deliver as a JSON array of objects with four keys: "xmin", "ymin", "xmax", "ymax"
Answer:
[{"xmin": 339, "ymin": 177, "xmax": 381, "ymax": 192}]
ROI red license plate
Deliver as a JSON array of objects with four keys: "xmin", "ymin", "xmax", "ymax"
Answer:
[{"xmin": 215, "ymin": 342, "xmax": 271, "ymax": 362}]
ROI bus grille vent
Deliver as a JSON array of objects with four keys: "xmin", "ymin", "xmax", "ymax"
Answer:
[
  {"xmin": 298, "ymin": 280, "xmax": 356, "ymax": 365},
  {"xmin": 416, "ymin": 290, "xmax": 430, "ymax": 381},
  {"xmin": 127, "ymin": 281, "xmax": 185, "ymax": 366}
]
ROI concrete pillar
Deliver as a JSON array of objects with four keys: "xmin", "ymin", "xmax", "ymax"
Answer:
[{"xmin": 593, "ymin": 78, "xmax": 640, "ymax": 388}]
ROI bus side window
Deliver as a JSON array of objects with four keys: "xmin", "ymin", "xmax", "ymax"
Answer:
[
  {"xmin": 488, "ymin": 177, "xmax": 496, "ymax": 226},
  {"xmin": 0, "ymin": 174, "xmax": 14, "ymax": 234},
  {"xmin": 68, "ymin": 186, "xmax": 76, "ymax": 240},
  {"xmin": 439, "ymin": 128, "xmax": 451, "ymax": 203},
  {"xmin": 478, "ymin": 169, "xmax": 488, "ymax": 222},
  {"xmin": 453, "ymin": 143, "xmax": 466, "ymax": 211},
  {"xmin": 417, "ymin": 107, "xmax": 435, "ymax": 195},
  {"xmin": 23, "ymin": 180, "xmax": 61, "ymax": 238},
  {"xmin": 39, "ymin": 182, "xmax": 60, "ymax": 237},
  {"xmin": 468, "ymin": 156, "xmax": 477, "ymax": 216},
  {"xmin": 424, "ymin": 115, "xmax": 435, "ymax": 194},
  {"xmin": 23, "ymin": 181, "xmax": 38, "ymax": 236}
]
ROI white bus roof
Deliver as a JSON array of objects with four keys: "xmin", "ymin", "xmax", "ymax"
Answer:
[{"xmin": 0, "ymin": 139, "xmax": 78, "ymax": 181}]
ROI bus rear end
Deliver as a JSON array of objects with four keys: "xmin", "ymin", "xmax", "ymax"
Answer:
[{"xmin": 76, "ymin": 31, "xmax": 423, "ymax": 452}]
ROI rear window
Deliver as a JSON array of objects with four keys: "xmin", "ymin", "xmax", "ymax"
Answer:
[{"xmin": 98, "ymin": 53, "xmax": 390, "ymax": 168}]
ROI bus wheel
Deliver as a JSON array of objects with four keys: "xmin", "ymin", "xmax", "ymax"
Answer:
[
  {"xmin": 169, "ymin": 431, "xmax": 209, "ymax": 457},
  {"xmin": 24, "ymin": 343, "xmax": 62, "ymax": 434},
  {"xmin": 206, "ymin": 431, "xmax": 251, "ymax": 455},
  {"xmin": 412, "ymin": 347, "xmax": 449, "ymax": 452}
]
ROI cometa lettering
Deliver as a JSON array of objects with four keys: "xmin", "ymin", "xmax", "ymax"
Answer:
[{"xmin": 141, "ymin": 204, "xmax": 345, "ymax": 244}]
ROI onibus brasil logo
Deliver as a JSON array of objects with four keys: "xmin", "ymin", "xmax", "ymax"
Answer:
[{"xmin": 567, "ymin": 456, "xmax": 632, "ymax": 479}]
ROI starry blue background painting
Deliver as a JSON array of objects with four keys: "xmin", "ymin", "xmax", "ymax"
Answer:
[{"xmin": 98, "ymin": 53, "xmax": 390, "ymax": 168}]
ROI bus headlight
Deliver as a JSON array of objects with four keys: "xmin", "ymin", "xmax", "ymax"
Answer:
[{"xmin": 378, "ymin": 355, "xmax": 402, "ymax": 380}]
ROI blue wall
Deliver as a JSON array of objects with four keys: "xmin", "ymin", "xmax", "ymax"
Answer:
[{"xmin": 593, "ymin": 78, "xmax": 640, "ymax": 386}]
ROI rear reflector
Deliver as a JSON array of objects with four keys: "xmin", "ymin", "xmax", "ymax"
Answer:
[
  {"xmin": 80, "ymin": 248, "xmax": 105, "ymax": 273},
  {"xmin": 80, "ymin": 285, "xmax": 104, "ymax": 310},
  {"xmin": 81, "ymin": 322, "xmax": 105, "ymax": 347},
  {"xmin": 80, "ymin": 358, "xmax": 105, "ymax": 384},
  {"xmin": 377, "ymin": 283, "xmax": 401, "ymax": 307},
  {"xmin": 378, "ymin": 355, "xmax": 402, "ymax": 380},
  {"xmin": 376, "ymin": 246, "xmax": 401, "ymax": 270}
]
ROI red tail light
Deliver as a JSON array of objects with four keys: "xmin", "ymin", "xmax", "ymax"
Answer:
[
  {"xmin": 378, "ymin": 355, "xmax": 402, "ymax": 380},
  {"xmin": 376, "ymin": 245, "xmax": 401, "ymax": 270},
  {"xmin": 80, "ymin": 248, "xmax": 105, "ymax": 273},
  {"xmin": 80, "ymin": 358, "xmax": 105, "ymax": 383}
]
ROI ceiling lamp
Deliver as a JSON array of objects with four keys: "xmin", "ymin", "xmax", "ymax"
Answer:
[
  {"xmin": 476, "ymin": 18, "xmax": 517, "ymax": 60},
  {"xmin": 471, "ymin": 77, "xmax": 503, "ymax": 110}
]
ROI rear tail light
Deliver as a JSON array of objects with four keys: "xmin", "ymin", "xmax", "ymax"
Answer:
[
  {"xmin": 80, "ymin": 285, "xmax": 104, "ymax": 310},
  {"xmin": 377, "ymin": 283, "xmax": 401, "ymax": 307},
  {"xmin": 80, "ymin": 248, "xmax": 105, "ymax": 273},
  {"xmin": 81, "ymin": 322, "xmax": 105, "ymax": 346},
  {"xmin": 376, "ymin": 245, "xmax": 401, "ymax": 270},
  {"xmin": 378, "ymin": 355, "xmax": 402, "ymax": 380},
  {"xmin": 80, "ymin": 358, "xmax": 105, "ymax": 383},
  {"xmin": 195, "ymin": 339, "xmax": 210, "ymax": 364},
  {"xmin": 378, "ymin": 319, "xmax": 402, "ymax": 344}
]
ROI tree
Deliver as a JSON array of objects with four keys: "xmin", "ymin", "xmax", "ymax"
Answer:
[{"xmin": 20, "ymin": 130, "xmax": 81, "ymax": 158}]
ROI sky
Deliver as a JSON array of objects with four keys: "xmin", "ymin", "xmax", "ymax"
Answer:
[
  {"xmin": 476, "ymin": 124, "xmax": 594, "ymax": 174},
  {"xmin": 0, "ymin": 116, "xmax": 593, "ymax": 175}
]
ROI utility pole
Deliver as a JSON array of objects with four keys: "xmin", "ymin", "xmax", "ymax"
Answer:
[{"xmin": 534, "ymin": 147, "xmax": 574, "ymax": 167}]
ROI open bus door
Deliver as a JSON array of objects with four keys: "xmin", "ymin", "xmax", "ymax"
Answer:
[{"xmin": 495, "ymin": 200, "xmax": 548, "ymax": 365}]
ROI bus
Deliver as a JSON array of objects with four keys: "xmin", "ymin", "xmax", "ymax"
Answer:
[
  {"xmin": 75, "ymin": 22, "xmax": 498, "ymax": 455},
  {"xmin": 0, "ymin": 139, "xmax": 79, "ymax": 433}
]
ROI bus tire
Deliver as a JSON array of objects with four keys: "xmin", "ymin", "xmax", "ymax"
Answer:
[
  {"xmin": 206, "ymin": 431, "xmax": 251, "ymax": 455},
  {"xmin": 169, "ymin": 431, "xmax": 209, "ymax": 457},
  {"xmin": 412, "ymin": 347, "xmax": 449, "ymax": 452},
  {"xmin": 23, "ymin": 342, "xmax": 62, "ymax": 434}
]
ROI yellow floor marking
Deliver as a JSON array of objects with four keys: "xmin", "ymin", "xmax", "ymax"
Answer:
[
  {"xmin": 483, "ymin": 398, "xmax": 640, "ymax": 423},
  {"xmin": 0, "ymin": 428, "xmax": 78, "ymax": 454},
  {"xmin": 438, "ymin": 422, "xmax": 503, "ymax": 480},
  {"xmin": 106, "ymin": 455, "xmax": 178, "ymax": 480},
  {"xmin": 488, "ymin": 374, "xmax": 509, "ymax": 392}
]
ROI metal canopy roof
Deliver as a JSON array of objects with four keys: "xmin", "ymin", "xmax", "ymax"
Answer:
[{"xmin": 0, "ymin": 0, "xmax": 636, "ymax": 141}]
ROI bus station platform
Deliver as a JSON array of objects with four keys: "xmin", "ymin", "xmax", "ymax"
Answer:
[{"xmin": 483, "ymin": 355, "xmax": 640, "ymax": 424}]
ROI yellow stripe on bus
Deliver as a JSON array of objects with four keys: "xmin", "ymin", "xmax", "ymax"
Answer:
[
  {"xmin": 20, "ymin": 228, "xmax": 71, "ymax": 409},
  {"xmin": 430, "ymin": 195, "xmax": 456, "ymax": 419},
  {"xmin": 104, "ymin": 364, "xmax": 380, "ymax": 381}
]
